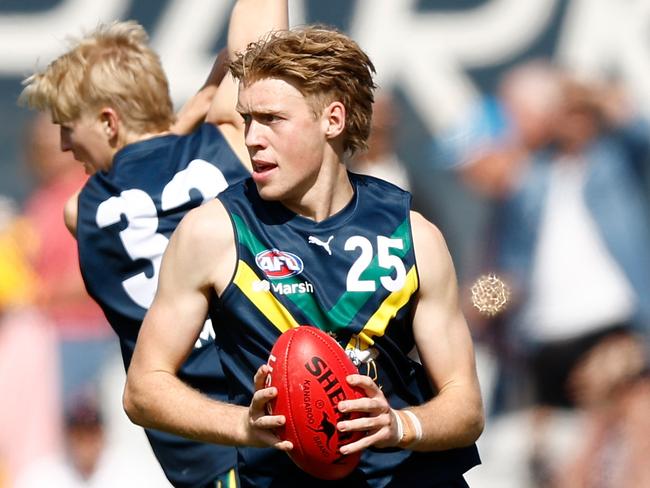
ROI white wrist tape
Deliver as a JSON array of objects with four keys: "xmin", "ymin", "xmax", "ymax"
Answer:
[
  {"xmin": 392, "ymin": 409, "xmax": 404, "ymax": 444},
  {"xmin": 402, "ymin": 409, "xmax": 423, "ymax": 442}
]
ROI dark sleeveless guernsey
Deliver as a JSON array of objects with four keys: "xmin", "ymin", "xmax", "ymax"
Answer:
[
  {"xmin": 77, "ymin": 123, "xmax": 246, "ymax": 487},
  {"xmin": 212, "ymin": 173, "xmax": 480, "ymax": 487}
]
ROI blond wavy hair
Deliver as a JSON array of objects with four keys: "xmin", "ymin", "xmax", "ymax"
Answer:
[
  {"xmin": 19, "ymin": 21, "xmax": 174, "ymax": 133},
  {"xmin": 229, "ymin": 26, "xmax": 377, "ymax": 155}
]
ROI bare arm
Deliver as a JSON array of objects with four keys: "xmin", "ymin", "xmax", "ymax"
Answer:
[
  {"xmin": 174, "ymin": 0, "xmax": 288, "ymax": 139},
  {"xmin": 227, "ymin": 0, "xmax": 288, "ymax": 60},
  {"xmin": 206, "ymin": 0, "xmax": 289, "ymax": 167},
  {"xmin": 123, "ymin": 200, "xmax": 291, "ymax": 449},
  {"xmin": 171, "ymin": 48, "xmax": 229, "ymax": 135},
  {"xmin": 337, "ymin": 211, "xmax": 484, "ymax": 453},
  {"xmin": 404, "ymin": 211, "xmax": 484, "ymax": 449}
]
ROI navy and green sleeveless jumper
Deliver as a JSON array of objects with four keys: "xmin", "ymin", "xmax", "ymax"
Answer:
[
  {"xmin": 213, "ymin": 173, "xmax": 480, "ymax": 487},
  {"xmin": 77, "ymin": 123, "xmax": 245, "ymax": 488}
]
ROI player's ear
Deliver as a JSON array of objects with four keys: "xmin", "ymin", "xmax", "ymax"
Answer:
[
  {"xmin": 98, "ymin": 108, "xmax": 119, "ymax": 141},
  {"xmin": 323, "ymin": 101, "xmax": 346, "ymax": 140}
]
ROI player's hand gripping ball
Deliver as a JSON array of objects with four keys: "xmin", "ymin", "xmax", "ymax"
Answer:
[{"xmin": 266, "ymin": 326, "xmax": 367, "ymax": 480}]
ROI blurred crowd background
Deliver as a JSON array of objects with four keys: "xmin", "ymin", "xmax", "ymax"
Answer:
[{"xmin": 1, "ymin": 1, "xmax": 649, "ymax": 487}]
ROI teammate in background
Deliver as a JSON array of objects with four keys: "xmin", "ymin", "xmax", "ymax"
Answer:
[
  {"xmin": 18, "ymin": 1, "xmax": 288, "ymax": 486},
  {"xmin": 125, "ymin": 26, "xmax": 484, "ymax": 487}
]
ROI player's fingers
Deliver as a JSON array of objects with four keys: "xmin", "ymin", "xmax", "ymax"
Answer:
[
  {"xmin": 337, "ymin": 395, "xmax": 388, "ymax": 415},
  {"xmin": 249, "ymin": 385, "xmax": 277, "ymax": 418},
  {"xmin": 346, "ymin": 374, "xmax": 381, "ymax": 395},
  {"xmin": 337, "ymin": 410, "xmax": 390, "ymax": 433},
  {"xmin": 253, "ymin": 364, "xmax": 271, "ymax": 390},
  {"xmin": 254, "ymin": 430, "xmax": 293, "ymax": 451},
  {"xmin": 338, "ymin": 428, "xmax": 389, "ymax": 455},
  {"xmin": 271, "ymin": 439, "xmax": 294, "ymax": 452},
  {"xmin": 252, "ymin": 413, "xmax": 286, "ymax": 430}
]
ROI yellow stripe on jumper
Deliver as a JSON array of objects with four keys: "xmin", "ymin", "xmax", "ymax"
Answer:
[
  {"xmin": 227, "ymin": 467, "xmax": 237, "ymax": 488},
  {"xmin": 233, "ymin": 260, "xmax": 299, "ymax": 334},
  {"xmin": 347, "ymin": 265, "xmax": 418, "ymax": 351}
]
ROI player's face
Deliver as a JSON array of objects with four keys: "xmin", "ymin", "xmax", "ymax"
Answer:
[
  {"xmin": 59, "ymin": 113, "xmax": 114, "ymax": 175},
  {"xmin": 237, "ymin": 78, "xmax": 328, "ymax": 203}
]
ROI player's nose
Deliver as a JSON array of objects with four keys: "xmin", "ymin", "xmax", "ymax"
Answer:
[{"xmin": 244, "ymin": 120, "xmax": 266, "ymax": 149}]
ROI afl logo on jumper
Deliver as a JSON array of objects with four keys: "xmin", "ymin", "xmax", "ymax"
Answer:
[{"xmin": 255, "ymin": 249, "xmax": 304, "ymax": 279}]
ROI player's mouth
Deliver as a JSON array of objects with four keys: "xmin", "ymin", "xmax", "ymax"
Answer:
[{"xmin": 252, "ymin": 160, "xmax": 278, "ymax": 182}]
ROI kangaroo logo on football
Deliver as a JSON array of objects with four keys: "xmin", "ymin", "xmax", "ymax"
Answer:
[
  {"xmin": 308, "ymin": 412, "xmax": 336, "ymax": 448},
  {"xmin": 255, "ymin": 249, "xmax": 304, "ymax": 279},
  {"xmin": 308, "ymin": 235, "xmax": 334, "ymax": 255}
]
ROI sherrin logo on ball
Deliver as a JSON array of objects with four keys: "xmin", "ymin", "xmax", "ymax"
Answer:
[
  {"xmin": 266, "ymin": 326, "xmax": 367, "ymax": 480},
  {"xmin": 255, "ymin": 248, "xmax": 303, "ymax": 279}
]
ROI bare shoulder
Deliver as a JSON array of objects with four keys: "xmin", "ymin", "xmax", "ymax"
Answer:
[
  {"xmin": 409, "ymin": 210, "xmax": 456, "ymax": 291},
  {"xmin": 175, "ymin": 198, "xmax": 231, "ymax": 243},
  {"xmin": 410, "ymin": 210, "xmax": 447, "ymax": 259},
  {"xmin": 166, "ymin": 198, "xmax": 236, "ymax": 293}
]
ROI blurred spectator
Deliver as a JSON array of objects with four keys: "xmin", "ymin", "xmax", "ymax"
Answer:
[
  {"xmin": 443, "ymin": 61, "xmax": 565, "ymax": 415},
  {"xmin": 15, "ymin": 389, "xmax": 157, "ymax": 488},
  {"xmin": 0, "ymin": 196, "xmax": 62, "ymax": 486},
  {"xmin": 443, "ymin": 61, "xmax": 650, "ymax": 487},
  {"xmin": 432, "ymin": 60, "xmax": 563, "ymax": 311},
  {"xmin": 458, "ymin": 60, "xmax": 562, "ymax": 200},
  {"xmin": 555, "ymin": 331, "xmax": 650, "ymax": 487},
  {"xmin": 21, "ymin": 114, "xmax": 115, "ymax": 404},
  {"xmin": 493, "ymin": 73, "xmax": 650, "ymax": 401},
  {"xmin": 348, "ymin": 89, "xmax": 411, "ymax": 191},
  {"xmin": 484, "ymin": 72, "xmax": 650, "ymax": 486}
]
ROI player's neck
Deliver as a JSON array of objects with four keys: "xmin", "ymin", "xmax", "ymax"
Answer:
[
  {"xmin": 125, "ymin": 130, "xmax": 172, "ymax": 146},
  {"xmin": 282, "ymin": 163, "xmax": 353, "ymax": 222}
]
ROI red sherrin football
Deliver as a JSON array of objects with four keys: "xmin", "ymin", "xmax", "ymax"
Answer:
[{"xmin": 266, "ymin": 326, "xmax": 366, "ymax": 480}]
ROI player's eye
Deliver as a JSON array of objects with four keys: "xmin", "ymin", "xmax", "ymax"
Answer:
[{"xmin": 259, "ymin": 114, "xmax": 279, "ymax": 124}]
